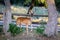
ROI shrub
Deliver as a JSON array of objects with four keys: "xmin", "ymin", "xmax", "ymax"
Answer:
[
  {"xmin": 36, "ymin": 25, "xmax": 45, "ymax": 35},
  {"xmin": 35, "ymin": 20, "xmax": 46, "ymax": 35},
  {"xmin": 8, "ymin": 23, "xmax": 24, "ymax": 36}
]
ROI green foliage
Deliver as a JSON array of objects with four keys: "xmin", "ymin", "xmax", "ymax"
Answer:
[
  {"xmin": 24, "ymin": 0, "xmax": 32, "ymax": 6},
  {"xmin": 0, "ymin": 28, "xmax": 2, "ymax": 32},
  {"xmin": 36, "ymin": 25, "xmax": 45, "ymax": 35},
  {"xmin": 40, "ymin": 20, "xmax": 47, "ymax": 24},
  {"xmin": 24, "ymin": 0, "xmax": 46, "ymax": 6},
  {"xmin": 8, "ymin": 23, "xmax": 24, "ymax": 36},
  {"xmin": 0, "ymin": 26, "xmax": 3, "ymax": 34},
  {"xmin": 35, "ymin": 0, "xmax": 39, "ymax": 6},
  {"xmin": 10, "ymin": 0, "xmax": 46, "ymax": 6},
  {"xmin": 55, "ymin": 0, "xmax": 60, "ymax": 12},
  {"xmin": 10, "ymin": 0, "xmax": 25, "ymax": 5},
  {"xmin": 35, "ymin": 20, "xmax": 45, "ymax": 35}
]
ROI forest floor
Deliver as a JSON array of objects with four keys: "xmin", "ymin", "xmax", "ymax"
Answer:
[{"xmin": 0, "ymin": 30, "xmax": 60, "ymax": 40}]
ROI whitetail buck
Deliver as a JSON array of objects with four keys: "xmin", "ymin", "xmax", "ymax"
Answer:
[{"xmin": 16, "ymin": 17, "xmax": 32, "ymax": 34}]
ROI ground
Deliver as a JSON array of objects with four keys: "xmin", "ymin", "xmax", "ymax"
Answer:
[{"xmin": 0, "ymin": 30, "xmax": 60, "ymax": 40}]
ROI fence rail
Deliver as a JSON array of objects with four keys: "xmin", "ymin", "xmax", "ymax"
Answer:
[{"xmin": 0, "ymin": 13, "xmax": 60, "ymax": 17}]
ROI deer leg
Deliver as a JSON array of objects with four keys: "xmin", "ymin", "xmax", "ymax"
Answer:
[
  {"xmin": 26, "ymin": 24, "xmax": 28, "ymax": 35},
  {"xmin": 19, "ymin": 22, "xmax": 21, "ymax": 31},
  {"xmin": 30, "ymin": 20, "xmax": 32, "ymax": 32},
  {"xmin": 31, "ymin": 24, "xmax": 32, "ymax": 32}
]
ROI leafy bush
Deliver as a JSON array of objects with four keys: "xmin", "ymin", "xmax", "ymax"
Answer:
[
  {"xmin": 0, "ymin": 27, "xmax": 3, "ymax": 33},
  {"xmin": 36, "ymin": 25, "xmax": 45, "ymax": 35},
  {"xmin": 0, "ymin": 28, "xmax": 2, "ymax": 32},
  {"xmin": 35, "ymin": 20, "xmax": 45, "ymax": 35},
  {"xmin": 8, "ymin": 23, "xmax": 24, "ymax": 36}
]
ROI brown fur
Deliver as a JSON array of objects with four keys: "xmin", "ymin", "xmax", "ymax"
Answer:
[
  {"xmin": 16, "ymin": 17, "xmax": 31, "ymax": 26},
  {"xmin": 16, "ymin": 17, "xmax": 32, "ymax": 34}
]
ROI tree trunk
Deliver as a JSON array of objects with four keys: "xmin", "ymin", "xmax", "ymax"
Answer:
[
  {"xmin": 27, "ymin": 0, "xmax": 35, "ymax": 15},
  {"xmin": 44, "ymin": 0, "xmax": 58, "ymax": 37},
  {"xmin": 3, "ymin": 0, "xmax": 12, "ymax": 37}
]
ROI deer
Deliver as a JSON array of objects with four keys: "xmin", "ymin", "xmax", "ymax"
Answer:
[
  {"xmin": 16, "ymin": 17, "xmax": 32, "ymax": 34},
  {"xmin": 16, "ymin": 9, "xmax": 34, "ymax": 34}
]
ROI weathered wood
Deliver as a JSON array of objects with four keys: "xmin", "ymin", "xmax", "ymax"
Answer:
[
  {"xmin": 12, "ymin": 14, "xmax": 60, "ymax": 17},
  {"xmin": 12, "ymin": 14, "xmax": 48, "ymax": 17},
  {"xmin": 0, "ymin": 13, "xmax": 60, "ymax": 17}
]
